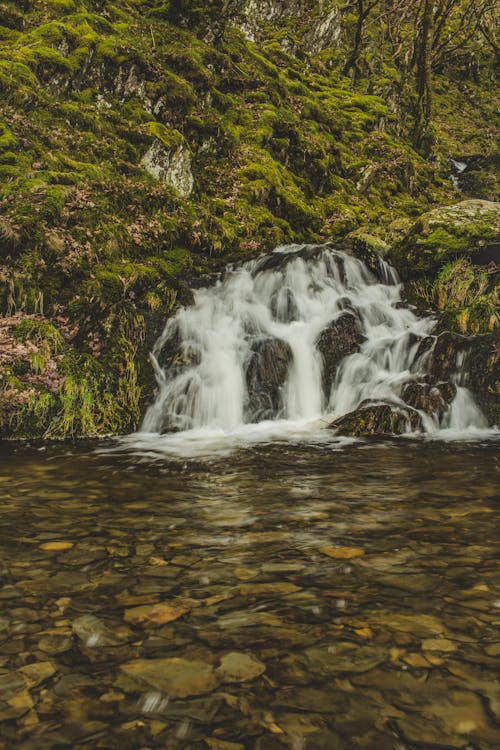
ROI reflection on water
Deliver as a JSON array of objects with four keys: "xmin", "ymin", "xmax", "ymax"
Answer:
[{"xmin": 0, "ymin": 439, "xmax": 499, "ymax": 749}]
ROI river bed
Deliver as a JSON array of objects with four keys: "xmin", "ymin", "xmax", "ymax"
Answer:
[{"xmin": 0, "ymin": 437, "xmax": 499, "ymax": 749}]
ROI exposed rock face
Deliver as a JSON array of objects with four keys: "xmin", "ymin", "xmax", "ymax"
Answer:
[
  {"xmin": 316, "ymin": 313, "xmax": 365, "ymax": 399},
  {"xmin": 304, "ymin": 6, "xmax": 342, "ymax": 52},
  {"xmin": 402, "ymin": 380, "xmax": 456, "ymax": 419},
  {"xmin": 245, "ymin": 337, "xmax": 292, "ymax": 421},
  {"xmin": 349, "ymin": 232, "xmax": 390, "ymax": 279},
  {"xmin": 390, "ymin": 200, "xmax": 500, "ymax": 279},
  {"xmin": 155, "ymin": 325, "xmax": 200, "ymax": 373},
  {"xmin": 141, "ymin": 141, "xmax": 194, "ymax": 196},
  {"xmin": 231, "ymin": 0, "xmax": 303, "ymax": 42},
  {"xmin": 329, "ymin": 403, "xmax": 422, "ymax": 437},
  {"xmin": 415, "ymin": 331, "xmax": 500, "ymax": 425}
]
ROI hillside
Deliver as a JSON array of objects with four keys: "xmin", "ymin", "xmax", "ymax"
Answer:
[{"xmin": 0, "ymin": 0, "xmax": 498, "ymax": 438}]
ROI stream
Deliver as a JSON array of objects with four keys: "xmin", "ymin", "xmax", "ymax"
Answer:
[{"xmin": 0, "ymin": 438, "xmax": 499, "ymax": 749}]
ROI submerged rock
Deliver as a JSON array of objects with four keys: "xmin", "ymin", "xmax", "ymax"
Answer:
[
  {"xmin": 316, "ymin": 313, "xmax": 365, "ymax": 400},
  {"xmin": 216, "ymin": 652, "xmax": 266, "ymax": 683},
  {"xmin": 245, "ymin": 337, "xmax": 292, "ymax": 421},
  {"xmin": 329, "ymin": 402, "xmax": 422, "ymax": 436},
  {"xmin": 118, "ymin": 657, "xmax": 218, "ymax": 698}
]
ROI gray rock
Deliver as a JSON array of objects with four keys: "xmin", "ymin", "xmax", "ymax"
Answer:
[
  {"xmin": 245, "ymin": 337, "xmax": 292, "ymax": 421},
  {"xmin": 316, "ymin": 313, "xmax": 365, "ymax": 399}
]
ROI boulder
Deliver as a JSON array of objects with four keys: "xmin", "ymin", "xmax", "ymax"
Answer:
[
  {"xmin": 316, "ymin": 313, "xmax": 365, "ymax": 399},
  {"xmin": 390, "ymin": 200, "xmax": 500, "ymax": 279},
  {"xmin": 154, "ymin": 324, "xmax": 200, "ymax": 373},
  {"xmin": 415, "ymin": 330, "xmax": 499, "ymax": 424},
  {"xmin": 329, "ymin": 402, "xmax": 422, "ymax": 437},
  {"xmin": 245, "ymin": 337, "xmax": 292, "ymax": 421},
  {"xmin": 349, "ymin": 231, "xmax": 390, "ymax": 279},
  {"xmin": 402, "ymin": 380, "xmax": 456, "ymax": 419}
]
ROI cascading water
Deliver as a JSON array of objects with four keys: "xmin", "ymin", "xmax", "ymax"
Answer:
[{"xmin": 139, "ymin": 243, "xmax": 491, "ymax": 451}]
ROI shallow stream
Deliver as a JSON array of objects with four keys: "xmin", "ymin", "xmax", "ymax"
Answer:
[{"xmin": 0, "ymin": 437, "xmax": 499, "ymax": 749}]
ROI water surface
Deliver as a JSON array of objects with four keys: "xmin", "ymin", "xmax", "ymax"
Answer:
[{"xmin": 0, "ymin": 438, "xmax": 499, "ymax": 749}]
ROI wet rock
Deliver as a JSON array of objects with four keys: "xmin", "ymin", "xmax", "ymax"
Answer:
[
  {"xmin": 37, "ymin": 633, "xmax": 73, "ymax": 655},
  {"xmin": 396, "ymin": 688, "xmax": 500, "ymax": 748},
  {"xmin": 349, "ymin": 231, "xmax": 390, "ymax": 278},
  {"xmin": 251, "ymin": 243, "xmax": 338, "ymax": 275},
  {"xmin": 245, "ymin": 337, "xmax": 292, "ymax": 421},
  {"xmin": 118, "ymin": 657, "xmax": 219, "ymax": 698},
  {"xmin": 238, "ymin": 583, "xmax": 300, "ymax": 597},
  {"xmin": 39, "ymin": 541, "xmax": 74, "ymax": 552},
  {"xmin": 305, "ymin": 643, "xmax": 387, "ymax": 674},
  {"xmin": 316, "ymin": 313, "xmax": 365, "ymax": 399},
  {"xmin": 320, "ymin": 546, "xmax": 364, "ymax": 560},
  {"xmin": 205, "ymin": 739, "xmax": 244, "ymax": 750},
  {"xmin": 216, "ymin": 652, "xmax": 265, "ymax": 683},
  {"xmin": 124, "ymin": 601, "xmax": 190, "ymax": 627},
  {"xmin": 155, "ymin": 324, "xmax": 200, "ymax": 373},
  {"xmin": 329, "ymin": 402, "xmax": 422, "ymax": 436},
  {"xmin": 18, "ymin": 661, "xmax": 55, "ymax": 688},
  {"xmin": 52, "ymin": 673, "xmax": 95, "ymax": 698},
  {"xmin": 415, "ymin": 330, "xmax": 499, "ymax": 424},
  {"xmin": 273, "ymin": 686, "xmax": 349, "ymax": 714},
  {"xmin": 72, "ymin": 614, "xmax": 126, "ymax": 647},
  {"xmin": 270, "ymin": 286, "xmax": 299, "ymax": 323},
  {"xmin": 402, "ymin": 379, "xmax": 456, "ymax": 418}
]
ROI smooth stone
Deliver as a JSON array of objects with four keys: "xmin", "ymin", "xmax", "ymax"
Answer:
[
  {"xmin": 422, "ymin": 637, "xmax": 458, "ymax": 652},
  {"xmin": 216, "ymin": 652, "xmax": 266, "ymax": 683},
  {"xmin": 72, "ymin": 614, "xmax": 125, "ymax": 647},
  {"xmin": 18, "ymin": 661, "xmax": 55, "ymax": 687},
  {"xmin": 273, "ymin": 687, "xmax": 349, "ymax": 714},
  {"xmin": 305, "ymin": 643, "xmax": 387, "ymax": 674},
  {"xmin": 238, "ymin": 583, "xmax": 300, "ymax": 597},
  {"xmin": 320, "ymin": 546, "xmax": 364, "ymax": 559},
  {"xmin": 118, "ymin": 657, "xmax": 219, "ymax": 698},
  {"xmin": 39, "ymin": 541, "xmax": 74, "ymax": 552},
  {"xmin": 205, "ymin": 739, "xmax": 245, "ymax": 750},
  {"xmin": 124, "ymin": 601, "xmax": 190, "ymax": 627},
  {"xmin": 37, "ymin": 633, "xmax": 73, "ymax": 654},
  {"xmin": 0, "ymin": 672, "xmax": 26, "ymax": 701}
]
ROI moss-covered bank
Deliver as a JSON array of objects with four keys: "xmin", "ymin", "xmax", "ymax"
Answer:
[{"xmin": 0, "ymin": 1, "xmax": 498, "ymax": 437}]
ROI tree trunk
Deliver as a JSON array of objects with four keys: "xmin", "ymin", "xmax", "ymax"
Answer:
[{"xmin": 414, "ymin": 0, "xmax": 433, "ymax": 153}]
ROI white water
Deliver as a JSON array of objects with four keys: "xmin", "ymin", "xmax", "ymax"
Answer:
[{"xmin": 135, "ymin": 244, "xmax": 494, "ymax": 456}]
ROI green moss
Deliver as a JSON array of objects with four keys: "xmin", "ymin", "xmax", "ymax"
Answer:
[{"xmin": 13, "ymin": 318, "xmax": 65, "ymax": 354}]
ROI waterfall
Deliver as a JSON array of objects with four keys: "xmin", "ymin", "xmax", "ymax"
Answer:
[{"xmin": 140, "ymin": 244, "xmax": 490, "ymax": 444}]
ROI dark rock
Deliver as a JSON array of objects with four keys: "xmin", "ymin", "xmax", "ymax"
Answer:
[
  {"xmin": 402, "ymin": 380, "xmax": 456, "ymax": 419},
  {"xmin": 415, "ymin": 331, "xmax": 500, "ymax": 424},
  {"xmin": 245, "ymin": 337, "xmax": 292, "ymax": 421},
  {"xmin": 155, "ymin": 324, "xmax": 200, "ymax": 373},
  {"xmin": 329, "ymin": 403, "xmax": 422, "ymax": 436},
  {"xmin": 349, "ymin": 232, "xmax": 390, "ymax": 278},
  {"xmin": 252, "ymin": 243, "xmax": 336, "ymax": 276},
  {"xmin": 316, "ymin": 313, "xmax": 365, "ymax": 399},
  {"xmin": 270, "ymin": 286, "xmax": 299, "ymax": 323}
]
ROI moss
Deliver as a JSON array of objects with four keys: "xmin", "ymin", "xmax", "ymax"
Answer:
[
  {"xmin": 13, "ymin": 318, "xmax": 65, "ymax": 354},
  {"xmin": 0, "ymin": 0, "xmax": 497, "ymax": 438}
]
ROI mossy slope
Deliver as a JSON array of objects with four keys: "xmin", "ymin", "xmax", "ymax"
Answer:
[{"xmin": 0, "ymin": 0, "xmax": 498, "ymax": 437}]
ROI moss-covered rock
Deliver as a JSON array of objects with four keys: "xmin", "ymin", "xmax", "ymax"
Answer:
[
  {"xmin": 390, "ymin": 200, "xmax": 500, "ymax": 280},
  {"xmin": 329, "ymin": 402, "xmax": 422, "ymax": 437}
]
